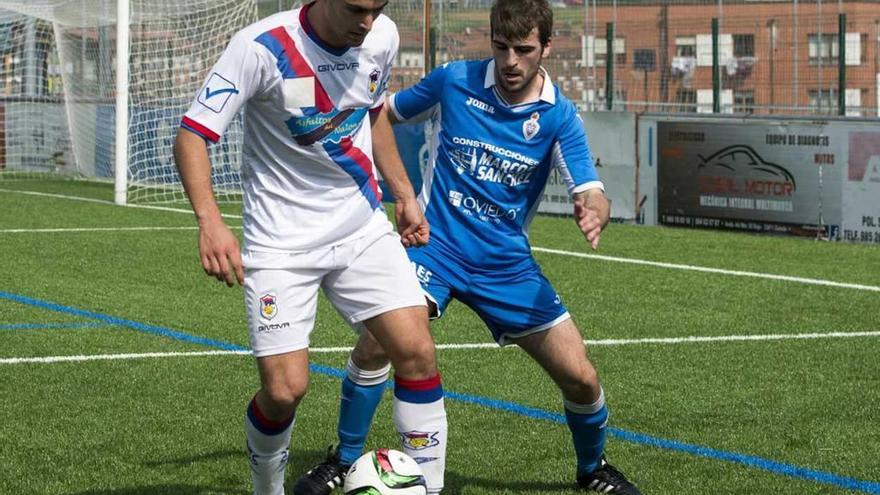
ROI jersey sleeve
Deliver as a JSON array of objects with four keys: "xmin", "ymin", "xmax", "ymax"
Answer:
[
  {"xmin": 180, "ymin": 33, "xmax": 269, "ymax": 143},
  {"xmin": 370, "ymin": 24, "xmax": 399, "ymax": 113},
  {"xmin": 551, "ymin": 110, "xmax": 604, "ymax": 195},
  {"xmin": 388, "ymin": 63, "xmax": 449, "ymax": 123}
]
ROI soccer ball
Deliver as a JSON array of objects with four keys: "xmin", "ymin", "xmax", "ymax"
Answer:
[{"xmin": 343, "ymin": 448, "xmax": 427, "ymax": 495}]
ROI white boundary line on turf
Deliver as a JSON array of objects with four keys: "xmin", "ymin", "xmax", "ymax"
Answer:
[
  {"xmin": 0, "ymin": 188, "xmax": 243, "ymax": 218},
  {"xmin": 532, "ymin": 247, "xmax": 880, "ymax": 292},
  {"xmin": 3, "ymin": 330, "xmax": 879, "ymax": 364},
  {"xmin": 3, "ymin": 188, "xmax": 878, "ymax": 293},
  {"xmin": 0, "ymin": 226, "xmax": 202, "ymax": 233}
]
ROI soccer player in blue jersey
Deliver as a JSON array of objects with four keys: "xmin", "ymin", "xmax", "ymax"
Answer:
[{"xmin": 294, "ymin": 0, "xmax": 641, "ymax": 493}]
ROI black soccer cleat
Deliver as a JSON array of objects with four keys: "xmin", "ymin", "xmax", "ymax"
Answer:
[
  {"xmin": 292, "ymin": 446, "xmax": 350, "ymax": 495},
  {"xmin": 577, "ymin": 457, "xmax": 642, "ymax": 494}
]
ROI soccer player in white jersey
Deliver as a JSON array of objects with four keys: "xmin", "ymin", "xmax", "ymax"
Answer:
[
  {"xmin": 295, "ymin": 0, "xmax": 642, "ymax": 493},
  {"xmin": 172, "ymin": 1, "xmax": 448, "ymax": 494}
]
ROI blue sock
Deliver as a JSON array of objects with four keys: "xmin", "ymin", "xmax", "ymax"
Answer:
[
  {"xmin": 336, "ymin": 360, "xmax": 389, "ymax": 466},
  {"xmin": 564, "ymin": 389, "xmax": 608, "ymax": 475}
]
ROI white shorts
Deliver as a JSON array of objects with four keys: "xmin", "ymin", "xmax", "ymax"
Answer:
[{"xmin": 242, "ymin": 227, "xmax": 427, "ymax": 357}]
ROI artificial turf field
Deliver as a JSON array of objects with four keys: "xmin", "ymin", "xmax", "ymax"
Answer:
[{"xmin": 1, "ymin": 179, "xmax": 878, "ymax": 494}]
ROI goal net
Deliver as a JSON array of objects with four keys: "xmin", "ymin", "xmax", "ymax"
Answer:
[{"xmin": 0, "ymin": 0, "xmax": 257, "ymax": 203}]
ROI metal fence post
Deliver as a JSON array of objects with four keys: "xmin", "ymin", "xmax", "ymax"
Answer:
[
  {"xmin": 712, "ymin": 17, "xmax": 720, "ymax": 113},
  {"xmin": 838, "ymin": 13, "xmax": 846, "ymax": 115},
  {"xmin": 606, "ymin": 22, "xmax": 614, "ymax": 111}
]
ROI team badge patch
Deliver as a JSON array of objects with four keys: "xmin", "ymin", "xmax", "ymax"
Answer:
[
  {"xmin": 198, "ymin": 72, "xmax": 239, "ymax": 113},
  {"xmin": 522, "ymin": 112, "xmax": 541, "ymax": 141},
  {"xmin": 259, "ymin": 294, "xmax": 277, "ymax": 320},
  {"xmin": 399, "ymin": 430, "xmax": 440, "ymax": 450},
  {"xmin": 369, "ymin": 68, "xmax": 381, "ymax": 94}
]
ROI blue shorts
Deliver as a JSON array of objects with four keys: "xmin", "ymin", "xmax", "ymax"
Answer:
[{"xmin": 406, "ymin": 244, "xmax": 570, "ymax": 346}]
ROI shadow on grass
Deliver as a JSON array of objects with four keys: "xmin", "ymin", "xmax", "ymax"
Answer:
[
  {"xmin": 440, "ymin": 471, "xmax": 574, "ymax": 494},
  {"xmin": 80, "ymin": 449, "xmax": 576, "ymax": 494},
  {"xmin": 70, "ymin": 486, "xmax": 248, "ymax": 495}
]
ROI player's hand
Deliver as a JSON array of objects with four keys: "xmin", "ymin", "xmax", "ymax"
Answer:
[
  {"xmin": 395, "ymin": 197, "xmax": 430, "ymax": 248},
  {"xmin": 197, "ymin": 217, "xmax": 244, "ymax": 287},
  {"xmin": 574, "ymin": 202, "xmax": 603, "ymax": 250}
]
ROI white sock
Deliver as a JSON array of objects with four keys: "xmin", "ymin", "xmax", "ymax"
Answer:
[
  {"xmin": 245, "ymin": 398, "xmax": 295, "ymax": 495},
  {"xmin": 393, "ymin": 374, "xmax": 447, "ymax": 494}
]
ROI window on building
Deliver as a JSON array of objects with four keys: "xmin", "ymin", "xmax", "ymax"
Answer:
[
  {"xmin": 809, "ymin": 32, "xmax": 865, "ymax": 66},
  {"xmin": 596, "ymin": 88, "xmax": 627, "ymax": 106},
  {"xmin": 808, "ymin": 33, "xmax": 838, "ymax": 64},
  {"xmin": 808, "ymin": 88, "xmax": 836, "ymax": 113},
  {"xmin": 732, "ymin": 34, "xmax": 754, "ymax": 57},
  {"xmin": 845, "ymin": 88, "xmax": 864, "ymax": 116},
  {"xmin": 675, "ymin": 88, "xmax": 697, "ymax": 112},
  {"xmin": 595, "ymin": 37, "xmax": 626, "ymax": 67},
  {"xmin": 675, "ymin": 36, "xmax": 696, "ymax": 58},
  {"xmin": 734, "ymin": 90, "xmax": 755, "ymax": 113}
]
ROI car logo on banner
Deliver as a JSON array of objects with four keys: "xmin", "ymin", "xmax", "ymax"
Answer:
[
  {"xmin": 259, "ymin": 294, "xmax": 277, "ymax": 320},
  {"xmin": 697, "ymin": 144, "xmax": 797, "ymax": 192},
  {"xmin": 522, "ymin": 112, "xmax": 540, "ymax": 141}
]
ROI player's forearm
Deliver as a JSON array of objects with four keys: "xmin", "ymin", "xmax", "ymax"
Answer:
[
  {"xmin": 574, "ymin": 188, "xmax": 611, "ymax": 227},
  {"xmin": 370, "ymin": 105, "xmax": 417, "ymax": 202},
  {"xmin": 173, "ymin": 129, "xmax": 224, "ymax": 225}
]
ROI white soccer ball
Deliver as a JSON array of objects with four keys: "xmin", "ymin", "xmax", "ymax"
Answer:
[{"xmin": 343, "ymin": 448, "xmax": 427, "ymax": 495}]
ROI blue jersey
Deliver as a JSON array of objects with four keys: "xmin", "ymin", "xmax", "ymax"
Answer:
[{"xmin": 390, "ymin": 59, "xmax": 603, "ymax": 270}]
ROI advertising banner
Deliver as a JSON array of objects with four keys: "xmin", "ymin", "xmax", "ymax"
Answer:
[
  {"xmin": 843, "ymin": 132, "xmax": 880, "ymax": 244},
  {"xmin": 657, "ymin": 120, "xmax": 842, "ymax": 238}
]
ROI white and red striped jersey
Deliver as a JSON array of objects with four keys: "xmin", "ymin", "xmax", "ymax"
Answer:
[{"xmin": 181, "ymin": 5, "xmax": 398, "ymax": 252}]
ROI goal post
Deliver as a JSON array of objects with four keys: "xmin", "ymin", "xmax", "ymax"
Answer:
[
  {"xmin": 0, "ymin": 0, "xmax": 257, "ymax": 204},
  {"xmin": 114, "ymin": 0, "xmax": 128, "ymax": 205}
]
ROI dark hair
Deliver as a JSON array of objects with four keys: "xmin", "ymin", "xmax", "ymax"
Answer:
[{"xmin": 490, "ymin": 0, "xmax": 553, "ymax": 46}]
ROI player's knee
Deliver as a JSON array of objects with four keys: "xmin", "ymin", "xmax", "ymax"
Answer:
[
  {"xmin": 351, "ymin": 331, "xmax": 390, "ymax": 370},
  {"xmin": 559, "ymin": 365, "xmax": 601, "ymax": 402},
  {"xmin": 391, "ymin": 338, "xmax": 437, "ymax": 379},
  {"xmin": 261, "ymin": 379, "xmax": 308, "ymax": 414}
]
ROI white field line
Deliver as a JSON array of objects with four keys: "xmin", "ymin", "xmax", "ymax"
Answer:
[
  {"xmin": 3, "ymin": 330, "xmax": 879, "ymax": 364},
  {"xmin": 2, "ymin": 188, "xmax": 878, "ymax": 292},
  {"xmin": 532, "ymin": 247, "xmax": 880, "ymax": 292},
  {"xmin": 0, "ymin": 188, "xmax": 242, "ymax": 219},
  {"xmin": 1, "ymin": 226, "xmax": 201, "ymax": 234}
]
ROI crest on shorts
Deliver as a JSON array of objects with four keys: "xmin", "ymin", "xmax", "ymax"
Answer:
[
  {"xmin": 522, "ymin": 112, "xmax": 540, "ymax": 141},
  {"xmin": 369, "ymin": 68, "xmax": 381, "ymax": 94},
  {"xmin": 259, "ymin": 293, "xmax": 277, "ymax": 320},
  {"xmin": 399, "ymin": 430, "xmax": 440, "ymax": 450}
]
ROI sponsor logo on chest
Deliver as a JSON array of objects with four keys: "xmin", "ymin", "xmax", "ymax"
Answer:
[
  {"xmin": 449, "ymin": 136, "xmax": 540, "ymax": 187},
  {"xmin": 466, "ymin": 96, "xmax": 495, "ymax": 114}
]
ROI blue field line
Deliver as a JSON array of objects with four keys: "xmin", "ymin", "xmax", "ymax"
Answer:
[
  {"xmin": 446, "ymin": 391, "xmax": 880, "ymax": 493},
  {"xmin": 3, "ymin": 291, "xmax": 879, "ymax": 493},
  {"xmin": 0, "ymin": 291, "xmax": 245, "ymax": 351},
  {"xmin": 0, "ymin": 321, "xmax": 107, "ymax": 330}
]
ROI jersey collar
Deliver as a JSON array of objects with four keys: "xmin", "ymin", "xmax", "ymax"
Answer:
[{"xmin": 483, "ymin": 59, "xmax": 556, "ymax": 105}]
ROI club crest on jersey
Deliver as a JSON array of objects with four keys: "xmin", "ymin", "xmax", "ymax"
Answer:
[
  {"xmin": 369, "ymin": 68, "xmax": 381, "ymax": 94},
  {"xmin": 259, "ymin": 294, "xmax": 277, "ymax": 320},
  {"xmin": 400, "ymin": 430, "xmax": 440, "ymax": 450},
  {"xmin": 522, "ymin": 112, "xmax": 541, "ymax": 141}
]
